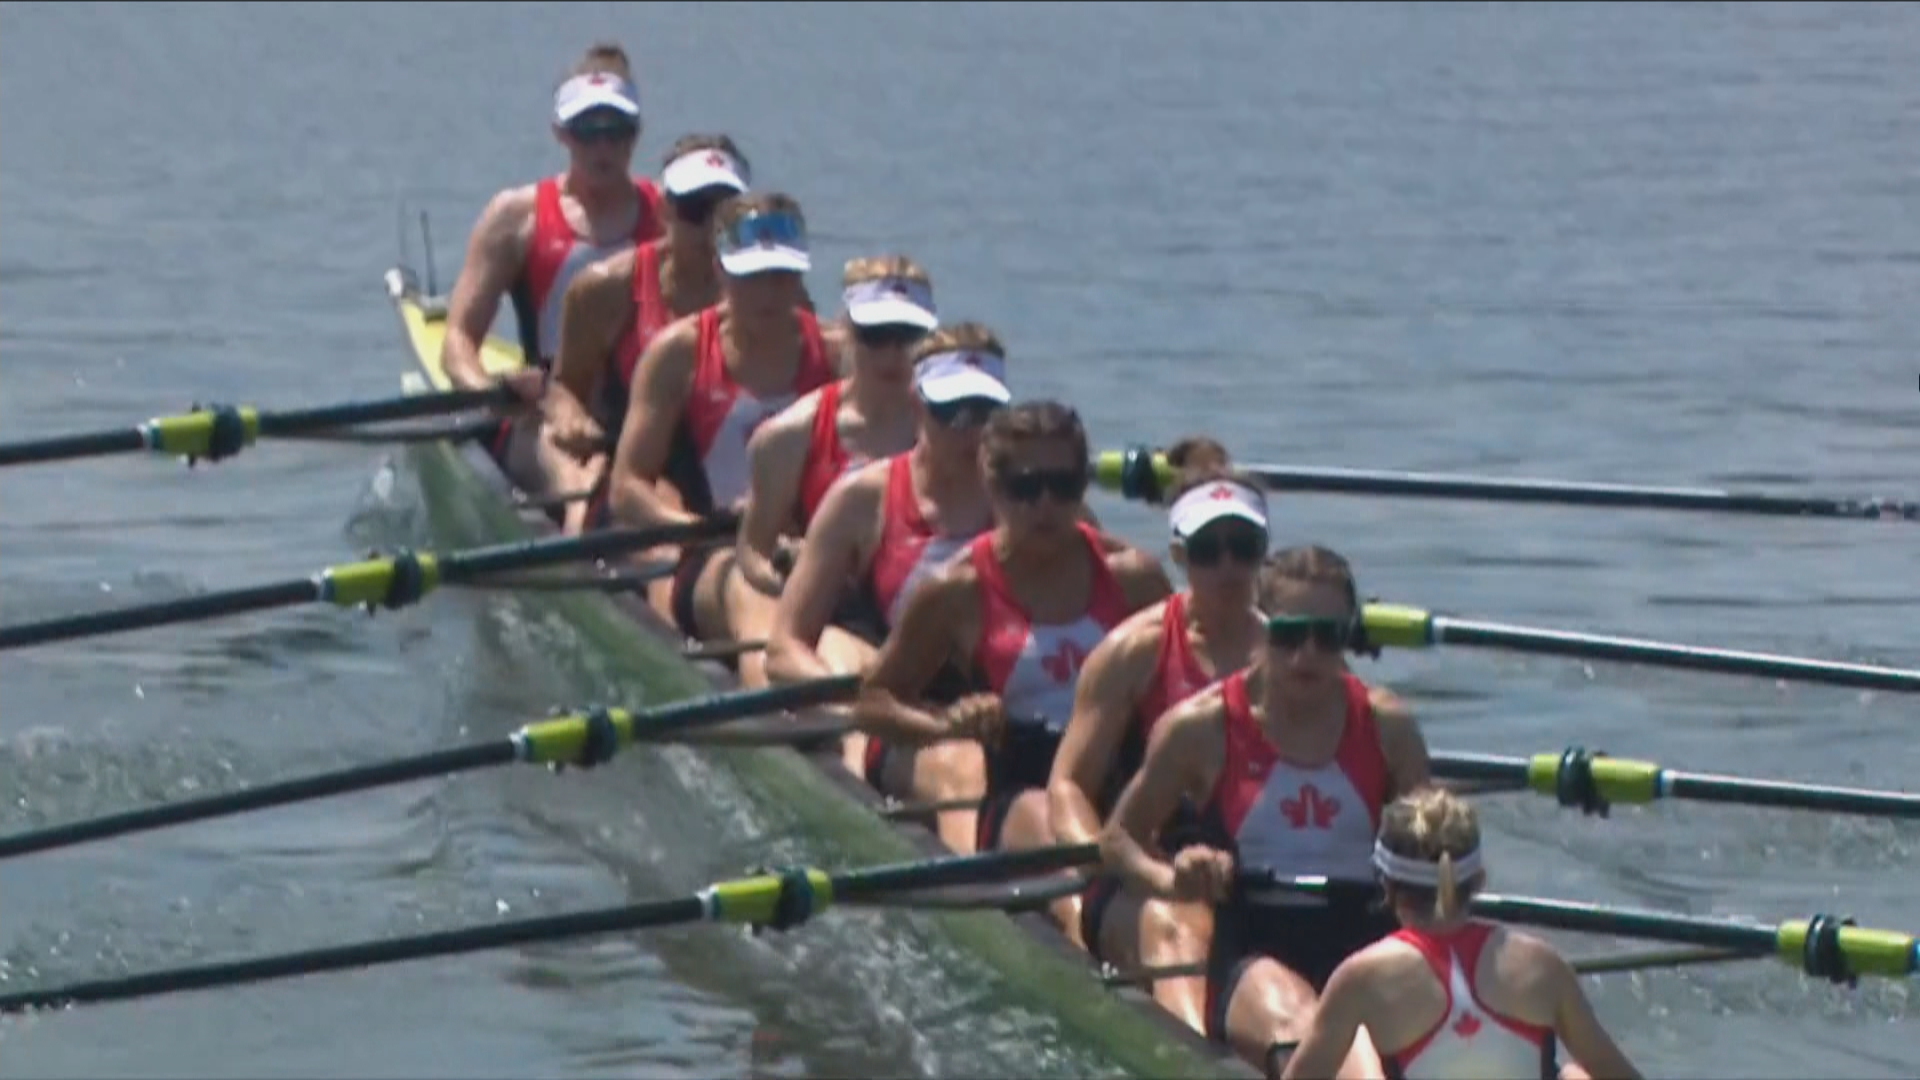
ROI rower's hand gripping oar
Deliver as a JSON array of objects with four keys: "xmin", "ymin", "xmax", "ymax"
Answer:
[
  {"xmin": 0, "ymin": 387, "xmax": 518, "ymax": 469},
  {"xmin": 1362, "ymin": 603, "xmax": 1920, "ymax": 694},
  {"xmin": 1433, "ymin": 746, "xmax": 1920, "ymax": 820},
  {"xmin": 0, "ymin": 674, "xmax": 859, "ymax": 859},
  {"xmin": 1240, "ymin": 872, "xmax": 1919, "ymax": 985},
  {"xmin": 0, "ymin": 843, "xmax": 1100, "ymax": 1014},
  {"xmin": 0, "ymin": 514, "xmax": 739, "ymax": 653},
  {"xmin": 1094, "ymin": 446, "xmax": 1920, "ymax": 523}
]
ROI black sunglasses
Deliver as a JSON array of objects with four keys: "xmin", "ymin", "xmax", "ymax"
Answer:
[
  {"xmin": 669, "ymin": 187, "xmax": 733, "ymax": 225},
  {"xmin": 1184, "ymin": 522, "xmax": 1267, "ymax": 568},
  {"xmin": 568, "ymin": 118, "xmax": 639, "ymax": 145},
  {"xmin": 997, "ymin": 466, "xmax": 1089, "ymax": 504},
  {"xmin": 925, "ymin": 396, "xmax": 1003, "ymax": 430},
  {"xmin": 853, "ymin": 322, "xmax": 928, "ymax": 350},
  {"xmin": 1265, "ymin": 614, "xmax": 1354, "ymax": 653}
]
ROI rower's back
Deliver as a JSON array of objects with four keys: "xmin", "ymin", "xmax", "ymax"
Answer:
[{"xmin": 1359, "ymin": 920, "xmax": 1562, "ymax": 1080}]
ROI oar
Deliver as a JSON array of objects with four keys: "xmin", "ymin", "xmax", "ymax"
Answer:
[
  {"xmin": 0, "ymin": 843, "xmax": 1099, "ymax": 1013},
  {"xmin": 0, "ymin": 675, "xmax": 859, "ymax": 859},
  {"xmin": 1432, "ymin": 747, "xmax": 1920, "ymax": 820},
  {"xmin": 1248, "ymin": 873, "xmax": 1917, "ymax": 984},
  {"xmin": 0, "ymin": 388, "xmax": 514, "ymax": 469},
  {"xmin": 0, "ymin": 515, "xmax": 737, "ymax": 652},
  {"xmin": 1363, "ymin": 603, "xmax": 1920, "ymax": 694},
  {"xmin": 1100, "ymin": 944, "xmax": 1757, "ymax": 988},
  {"xmin": 1092, "ymin": 447, "xmax": 1920, "ymax": 524}
]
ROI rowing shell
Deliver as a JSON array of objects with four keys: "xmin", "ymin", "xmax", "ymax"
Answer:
[{"xmin": 379, "ymin": 263, "xmax": 1256, "ymax": 1079}]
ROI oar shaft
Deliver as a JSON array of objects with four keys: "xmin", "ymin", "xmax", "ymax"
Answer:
[
  {"xmin": 0, "ymin": 428, "xmax": 146, "ymax": 468},
  {"xmin": 254, "ymin": 388, "xmax": 507, "ymax": 436},
  {"xmin": 0, "ymin": 579, "xmax": 319, "ymax": 651},
  {"xmin": 1091, "ymin": 449, "xmax": 1918, "ymax": 523},
  {"xmin": 0, "ymin": 742, "xmax": 514, "ymax": 859},
  {"xmin": 0, "ymin": 894, "xmax": 706, "ymax": 1013},
  {"xmin": 1665, "ymin": 771, "xmax": 1920, "ymax": 819}
]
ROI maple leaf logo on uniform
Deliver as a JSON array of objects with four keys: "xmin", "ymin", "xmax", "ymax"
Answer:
[
  {"xmin": 1040, "ymin": 639, "xmax": 1089, "ymax": 684},
  {"xmin": 1452, "ymin": 1012, "xmax": 1482, "ymax": 1038},
  {"xmin": 1280, "ymin": 783, "xmax": 1340, "ymax": 828}
]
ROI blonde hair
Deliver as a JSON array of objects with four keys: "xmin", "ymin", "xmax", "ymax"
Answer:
[
  {"xmin": 1377, "ymin": 786, "xmax": 1483, "ymax": 921},
  {"xmin": 910, "ymin": 321, "xmax": 1005, "ymax": 364},
  {"xmin": 842, "ymin": 254, "xmax": 931, "ymax": 289}
]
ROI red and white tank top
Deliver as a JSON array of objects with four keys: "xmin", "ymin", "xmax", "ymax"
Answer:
[
  {"xmin": 516, "ymin": 175, "xmax": 664, "ymax": 366},
  {"xmin": 868, "ymin": 453, "xmax": 981, "ymax": 629},
  {"xmin": 682, "ymin": 306, "xmax": 835, "ymax": 510},
  {"xmin": 1384, "ymin": 923, "xmax": 1553, "ymax": 1080},
  {"xmin": 1206, "ymin": 669, "xmax": 1389, "ymax": 901},
  {"xmin": 615, "ymin": 240, "xmax": 675, "ymax": 391},
  {"xmin": 970, "ymin": 522, "xmax": 1133, "ymax": 732},
  {"xmin": 796, "ymin": 380, "xmax": 860, "ymax": 529},
  {"xmin": 1137, "ymin": 591, "xmax": 1219, "ymax": 743}
]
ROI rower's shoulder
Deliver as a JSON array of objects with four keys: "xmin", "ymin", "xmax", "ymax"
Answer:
[
  {"xmin": 1157, "ymin": 678, "xmax": 1229, "ymax": 739},
  {"xmin": 1097, "ymin": 532, "xmax": 1174, "ymax": 604},
  {"xmin": 1103, "ymin": 599, "xmax": 1174, "ymax": 659},
  {"xmin": 479, "ymin": 182, "xmax": 541, "ymax": 227},
  {"xmin": 1366, "ymin": 683, "xmax": 1414, "ymax": 722},
  {"xmin": 760, "ymin": 381, "xmax": 833, "ymax": 438},
  {"xmin": 564, "ymin": 249, "xmax": 640, "ymax": 308}
]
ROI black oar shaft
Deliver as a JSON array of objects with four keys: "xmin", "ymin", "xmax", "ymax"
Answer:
[
  {"xmin": 1667, "ymin": 772, "xmax": 1920, "ymax": 818},
  {"xmin": 0, "ymin": 428, "xmax": 146, "ymax": 468},
  {"xmin": 0, "ymin": 894, "xmax": 706, "ymax": 1013},
  {"xmin": 0, "ymin": 579, "xmax": 319, "ymax": 651},
  {"xmin": 253, "ymin": 388, "xmax": 506, "ymax": 436},
  {"xmin": 1437, "ymin": 616, "xmax": 1920, "ymax": 694},
  {"xmin": 0, "ymin": 742, "xmax": 514, "ymax": 859}
]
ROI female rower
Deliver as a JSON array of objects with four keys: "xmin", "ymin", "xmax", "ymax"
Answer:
[
  {"xmin": 853, "ymin": 401, "xmax": 1172, "ymax": 855},
  {"xmin": 543, "ymin": 134, "xmax": 752, "ymax": 533},
  {"xmin": 1100, "ymin": 545, "xmax": 1432, "ymax": 1079},
  {"xmin": 731, "ymin": 255, "xmax": 939, "ymax": 602},
  {"xmin": 1283, "ymin": 787, "xmax": 1640, "ymax": 1080},
  {"xmin": 606, "ymin": 192, "xmax": 837, "ymax": 675},
  {"xmin": 763, "ymin": 323, "xmax": 1009, "ymax": 844},
  {"xmin": 1047, "ymin": 436, "xmax": 1270, "ymax": 1028}
]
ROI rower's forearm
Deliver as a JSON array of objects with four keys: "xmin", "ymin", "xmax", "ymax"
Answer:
[
  {"xmin": 852, "ymin": 694, "xmax": 951, "ymax": 747},
  {"xmin": 441, "ymin": 333, "xmax": 495, "ymax": 393},
  {"xmin": 765, "ymin": 638, "xmax": 831, "ymax": 687},
  {"xmin": 1046, "ymin": 785, "xmax": 1105, "ymax": 847},
  {"xmin": 611, "ymin": 475, "xmax": 701, "ymax": 531},
  {"xmin": 734, "ymin": 546, "xmax": 786, "ymax": 598},
  {"xmin": 1103, "ymin": 832, "xmax": 1175, "ymax": 898}
]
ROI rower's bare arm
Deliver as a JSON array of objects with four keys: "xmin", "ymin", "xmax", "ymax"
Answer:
[
  {"xmin": 852, "ymin": 568, "xmax": 974, "ymax": 746},
  {"xmin": 1108, "ymin": 543, "xmax": 1176, "ymax": 612},
  {"xmin": 1047, "ymin": 612, "xmax": 1160, "ymax": 847},
  {"xmin": 1277, "ymin": 958, "xmax": 1374, "ymax": 1080},
  {"xmin": 546, "ymin": 253, "xmax": 632, "ymax": 452},
  {"xmin": 1100, "ymin": 692, "xmax": 1221, "ymax": 897},
  {"xmin": 609, "ymin": 322, "xmax": 701, "ymax": 530},
  {"xmin": 766, "ymin": 470, "xmax": 881, "ymax": 684},
  {"xmin": 734, "ymin": 404, "xmax": 815, "ymax": 598},
  {"xmin": 1370, "ymin": 687, "xmax": 1433, "ymax": 798},
  {"xmin": 442, "ymin": 189, "xmax": 529, "ymax": 393},
  {"xmin": 1547, "ymin": 949, "xmax": 1641, "ymax": 1079}
]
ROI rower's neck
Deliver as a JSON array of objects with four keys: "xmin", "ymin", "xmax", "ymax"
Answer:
[
  {"xmin": 658, "ymin": 237, "xmax": 718, "ymax": 298},
  {"xmin": 562, "ymin": 169, "xmax": 631, "ymax": 216},
  {"xmin": 912, "ymin": 440, "xmax": 982, "ymax": 499},
  {"xmin": 1185, "ymin": 587, "xmax": 1258, "ymax": 647},
  {"xmin": 1255, "ymin": 665, "xmax": 1346, "ymax": 734},
  {"xmin": 722, "ymin": 305, "xmax": 796, "ymax": 371},
  {"xmin": 846, "ymin": 367, "xmax": 912, "ymax": 421}
]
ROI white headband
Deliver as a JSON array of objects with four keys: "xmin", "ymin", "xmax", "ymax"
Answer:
[
  {"xmin": 1371, "ymin": 840, "xmax": 1483, "ymax": 887},
  {"xmin": 1169, "ymin": 478, "xmax": 1269, "ymax": 539}
]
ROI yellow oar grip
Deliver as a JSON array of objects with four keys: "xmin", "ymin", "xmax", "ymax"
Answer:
[
  {"xmin": 1090, "ymin": 450, "xmax": 1173, "ymax": 492},
  {"xmin": 1774, "ymin": 922, "xmax": 1916, "ymax": 978},
  {"xmin": 705, "ymin": 870, "xmax": 835, "ymax": 925},
  {"xmin": 515, "ymin": 709, "xmax": 637, "ymax": 765},
  {"xmin": 323, "ymin": 555, "xmax": 444, "ymax": 608},
  {"xmin": 147, "ymin": 407, "xmax": 262, "ymax": 457},
  {"xmin": 1360, "ymin": 604, "xmax": 1433, "ymax": 648},
  {"xmin": 1524, "ymin": 754, "xmax": 1662, "ymax": 805}
]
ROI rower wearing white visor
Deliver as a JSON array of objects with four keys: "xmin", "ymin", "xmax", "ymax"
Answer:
[
  {"xmin": 441, "ymin": 42, "xmax": 665, "ymax": 510},
  {"xmin": 853, "ymin": 401, "xmax": 1171, "ymax": 855},
  {"xmin": 1101, "ymin": 545, "xmax": 1431, "ymax": 1079},
  {"xmin": 607, "ymin": 192, "xmax": 838, "ymax": 682},
  {"xmin": 1046, "ymin": 437, "xmax": 1270, "ymax": 1029},
  {"xmin": 764, "ymin": 324, "xmax": 1008, "ymax": 849},
  {"xmin": 1284, "ymin": 787, "xmax": 1640, "ymax": 1080},
  {"xmin": 732, "ymin": 255, "xmax": 939, "ymax": 603},
  {"xmin": 546, "ymin": 134, "xmax": 753, "ymax": 534}
]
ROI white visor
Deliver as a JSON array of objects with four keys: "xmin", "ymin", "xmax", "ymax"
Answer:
[
  {"xmin": 1169, "ymin": 479, "xmax": 1269, "ymax": 539},
  {"xmin": 1371, "ymin": 840, "xmax": 1483, "ymax": 888},
  {"xmin": 843, "ymin": 277, "xmax": 938, "ymax": 331},
  {"xmin": 661, "ymin": 148, "xmax": 749, "ymax": 197},
  {"xmin": 554, "ymin": 73, "xmax": 641, "ymax": 123},
  {"xmin": 914, "ymin": 349, "xmax": 1010, "ymax": 405}
]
